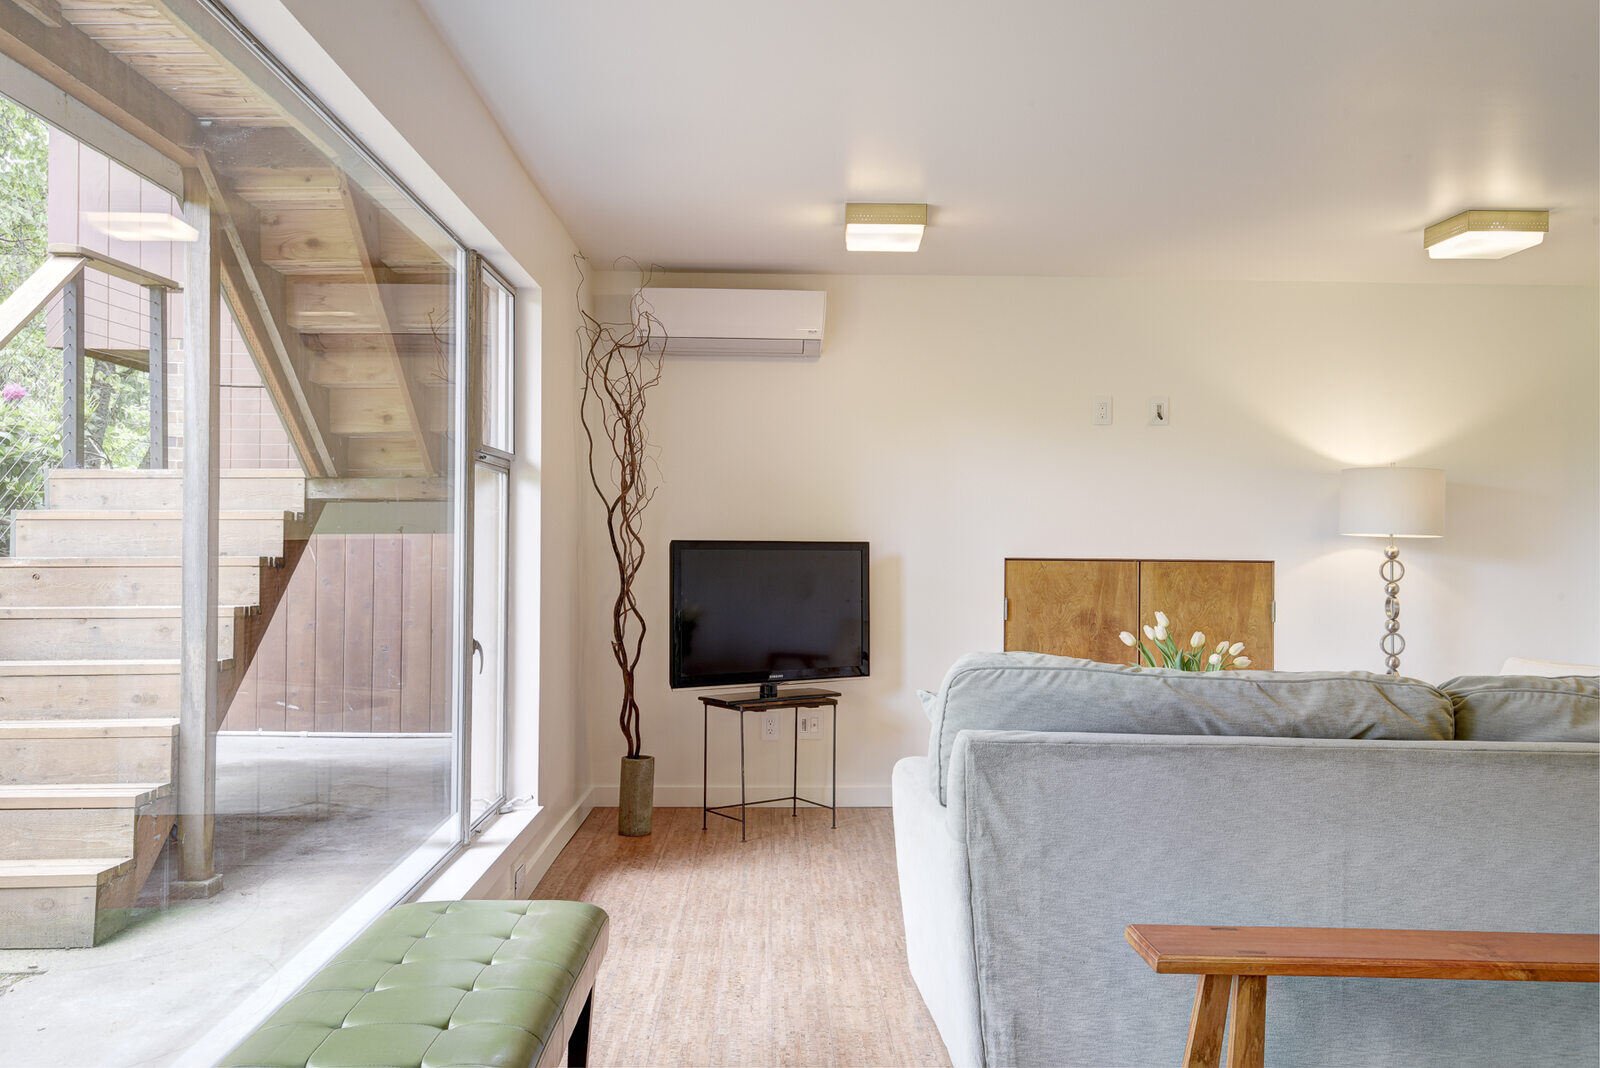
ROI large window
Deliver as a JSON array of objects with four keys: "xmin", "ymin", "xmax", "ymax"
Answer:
[{"xmin": 0, "ymin": 2, "xmax": 514, "ymax": 1063}]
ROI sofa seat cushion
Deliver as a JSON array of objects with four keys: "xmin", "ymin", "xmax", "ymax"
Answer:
[
  {"xmin": 1445, "ymin": 674, "xmax": 1600, "ymax": 742},
  {"xmin": 926, "ymin": 652, "xmax": 1453, "ymax": 803},
  {"xmin": 221, "ymin": 900, "xmax": 607, "ymax": 1068}
]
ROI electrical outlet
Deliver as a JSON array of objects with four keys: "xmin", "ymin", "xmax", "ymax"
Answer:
[
  {"xmin": 512, "ymin": 862, "xmax": 526, "ymax": 897},
  {"xmin": 1092, "ymin": 396, "xmax": 1113, "ymax": 426},
  {"xmin": 798, "ymin": 711, "xmax": 823, "ymax": 738},
  {"xmin": 1148, "ymin": 396, "xmax": 1171, "ymax": 426},
  {"xmin": 761, "ymin": 711, "xmax": 782, "ymax": 742}
]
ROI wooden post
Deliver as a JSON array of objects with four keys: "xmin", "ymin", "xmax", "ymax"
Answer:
[
  {"xmin": 174, "ymin": 169, "xmax": 222, "ymax": 898},
  {"xmin": 147, "ymin": 284, "xmax": 167, "ymax": 469},
  {"xmin": 60, "ymin": 268, "xmax": 84, "ymax": 468}
]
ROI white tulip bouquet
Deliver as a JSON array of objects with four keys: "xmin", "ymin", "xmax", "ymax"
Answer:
[{"xmin": 1118, "ymin": 611, "xmax": 1253, "ymax": 671}]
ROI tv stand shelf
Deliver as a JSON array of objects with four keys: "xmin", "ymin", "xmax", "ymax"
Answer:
[{"xmin": 699, "ymin": 688, "xmax": 839, "ymax": 841}]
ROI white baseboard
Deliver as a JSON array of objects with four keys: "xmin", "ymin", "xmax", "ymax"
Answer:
[
  {"xmin": 511, "ymin": 795, "xmax": 595, "ymax": 894},
  {"xmin": 585, "ymin": 783, "xmax": 891, "ymax": 808}
]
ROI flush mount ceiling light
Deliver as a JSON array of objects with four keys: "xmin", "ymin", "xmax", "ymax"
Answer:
[
  {"xmin": 844, "ymin": 202, "xmax": 927, "ymax": 252},
  {"xmin": 1423, "ymin": 209, "xmax": 1548, "ymax": 260},
  {"xmin": 85, "ymin": 212, "xmax": 199, "ymax": 242}
]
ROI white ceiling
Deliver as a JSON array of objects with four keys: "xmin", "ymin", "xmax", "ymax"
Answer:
[{"xmin": 420, "ymin": 0, "xmax": 1598, "ymax": 284}]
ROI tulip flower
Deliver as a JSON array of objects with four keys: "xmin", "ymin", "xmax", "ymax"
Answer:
[
  {"xmin": 1216, "ymin": 640, "xmax": 1228, "ymax": 654},
  {"xmin": 1234, "ymin": 656, "xmax": 1252, "ymax": 668},
  {"xmin": 1155, "ymin": 611, "xmax": 1169, "ymax": 629},
  {"xmin": 1229, "ymin": 642, "xmax": 1245, "ymax": 656},
  {"xmin": 1190, "ymin": 631, "xmax": 1205, "ymax": 648},
  {"xmin": 1208, "ymin": 653, "xmax": 1221, "ymax": 666},
  {"xmin": 1153, "ymin": 624, "xmax": 1168, "ymax": 642},
  {"xmin": 1119, "ymin": 631, "xmax": 1136, "ymax": 647}
]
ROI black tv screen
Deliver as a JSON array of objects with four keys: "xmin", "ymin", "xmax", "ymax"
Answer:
[{"xmin": 670, "ymin": 540, "xmax": 869, "ymax": 689}]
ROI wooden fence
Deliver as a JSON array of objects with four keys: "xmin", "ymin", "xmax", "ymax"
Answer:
[{"xmin": 221, "ymin": 532, "xmax": 452, "ymax": 733}]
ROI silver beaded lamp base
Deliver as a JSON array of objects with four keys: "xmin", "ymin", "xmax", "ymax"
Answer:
[{"xmin": 1380, "ymin": 540, "xmax": 1405, "ymax": 675}]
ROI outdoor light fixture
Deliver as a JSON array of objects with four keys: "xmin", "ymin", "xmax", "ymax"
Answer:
[
  {"xmin": 1423, "ymin": 209, "xmax": 1548, "ymax": 259},
  {"xmin": 1339, "ymin": 466, "xmax": 1446, "ymax": 676},
  {"xmin": 85, "ymin": 212, "xmax": 200, "ymax": 243},
  {"xmin": 844, "ymin": 203, "xmax": 927, "ymax": 252}
]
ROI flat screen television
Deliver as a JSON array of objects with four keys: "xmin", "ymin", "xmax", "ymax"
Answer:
[{"xmin": 670, "ymin": 540, "xmax": 869, "ymax": 695}]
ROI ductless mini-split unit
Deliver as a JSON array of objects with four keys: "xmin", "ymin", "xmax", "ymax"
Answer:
[{"xmin": 632, "ymin": 288, "xmax": 827, "ymax": 358}]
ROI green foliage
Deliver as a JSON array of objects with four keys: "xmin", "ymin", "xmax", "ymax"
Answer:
[{"xmin": 0, "ymin": 96, "xmax": 153, "ymax": 551}]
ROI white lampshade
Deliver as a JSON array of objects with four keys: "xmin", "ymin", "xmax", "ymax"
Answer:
[{"xmin": 1339, "ymin": 467, "xmax": 1446, "ymax": 538}]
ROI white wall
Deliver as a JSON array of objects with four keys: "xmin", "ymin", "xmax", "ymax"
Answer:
[
  {"xmin": 232, "ymin": 0, "xmax": 592, "ymax": 887},
  {"xmin": 583, "ymin": 271, "xmax": 1599, "ymax": 804}
]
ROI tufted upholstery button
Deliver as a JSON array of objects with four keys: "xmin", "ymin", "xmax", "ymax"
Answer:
[{"xmin": 221, "ymin": 900, "xmax": 608, "ymax": 1068}]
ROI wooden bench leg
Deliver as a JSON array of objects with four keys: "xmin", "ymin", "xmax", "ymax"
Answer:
[
  {"xmin": 1183, "ymin": 973, "xmax": 1231, "ymax": 1068},
  {"xmin": 1225, "ymin": 975, "xmax": 1266, "ymax": 1068},
  {"xmin": 567, "ymin": 991, "xmax": 593, "ymax": 1067}
]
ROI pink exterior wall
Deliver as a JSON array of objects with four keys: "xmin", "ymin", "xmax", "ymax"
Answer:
[{"xmin": 45, "ymin": 132, "xmax": 300, "ymax": 472}]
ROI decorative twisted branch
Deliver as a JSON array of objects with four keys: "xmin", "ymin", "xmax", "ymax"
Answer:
[{"xmin": 576, "ymin": 258, "xmax": 665, "ymax": 759}]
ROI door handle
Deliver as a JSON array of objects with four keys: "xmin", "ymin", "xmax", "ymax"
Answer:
[{"xmin": 472, "ymin": 639, "xmax": 484, "ymax": 674}]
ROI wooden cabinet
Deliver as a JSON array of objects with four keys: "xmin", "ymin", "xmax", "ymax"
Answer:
[{"xmin": 1003, "ymin": 558, "xmax": 1274, "ymax": 669}]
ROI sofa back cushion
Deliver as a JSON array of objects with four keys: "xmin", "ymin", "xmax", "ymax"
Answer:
[
  {"xmin": 1444, "ymin": 674, "xmax": 1600, "ymax": 742},
  {"xmin": 925, "ymin": 652, "xmax": 1454, "ymax": 803}
]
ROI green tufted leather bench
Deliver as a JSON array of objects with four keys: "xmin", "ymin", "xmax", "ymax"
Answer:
[{"xmin": 220, "ymin": 900, "xmax": 609, "ymax": 1068}]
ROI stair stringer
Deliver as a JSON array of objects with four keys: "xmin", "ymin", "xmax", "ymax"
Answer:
[{"xmin": 215, "ymin": 500, "xmax": 323, "ymax": 731}]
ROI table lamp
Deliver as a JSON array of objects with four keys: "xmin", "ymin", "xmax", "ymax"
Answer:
[{"xmin": 1338, "ymin": 466, "xmax": 1446, "ymax": 675}]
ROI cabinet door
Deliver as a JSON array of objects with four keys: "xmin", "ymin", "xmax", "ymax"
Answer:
[
  {"xmin": 1004, "ymin": 559, "xmax": 1139, "ymax": 664},
  {"xmin": 1138, "ymin": 560, "xmax": 1274, "ymax": 669}
]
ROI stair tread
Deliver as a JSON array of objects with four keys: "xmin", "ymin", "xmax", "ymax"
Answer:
[
  {"xmin": 16, "ymin": 509, "xmax": 296, "ymax": 520},
  {"xmin": 0, "ymin": 557, "xmax": 266, "ymax": 567},
  {"xmin": 0, "ymin": 857, "xmax": 134, "ymax": 887},
  {"xmin": 0, "ymin": 660, "xmax": 179, "ymax": 674},
  {"xmin": 48, "ymin": 469, "xmax": 303, "ymax": 479},
  {"xmin": 0, "ymin": 718, "xmax": 178, "ymax": 736},
  {"xmin": 0, "ymin": 605, "xmax": 242, "ymax": 617},
  {"xmin": 0, "ymin": 782, "xmax": 170, "ymax": 807}
]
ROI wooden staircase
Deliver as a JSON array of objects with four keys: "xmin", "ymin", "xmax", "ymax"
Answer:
[{"xmin": 0, "ymin": 468, "xmax": 310, "ymax": 948}]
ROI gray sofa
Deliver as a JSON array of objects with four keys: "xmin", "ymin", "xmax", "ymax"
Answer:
[{"xmin": 892, "ymin": 653, "xmax": 1600, "ymax": 1067}]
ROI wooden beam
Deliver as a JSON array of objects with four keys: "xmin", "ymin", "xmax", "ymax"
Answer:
[
  {"xmin": 9, "ymin": 0, "xmax": 62, "ymax": 30},
  {"xmin": 175, "ymin": 166, "xmax": 221, "ymax": 898},
  {"xmin": 46, "ymin": 243, "xmax": 181, "ymax": 291},
  {"xmin": 0, "ymin": 2, "xmax": 198, "ymax": 165},
  {"xmin": 195, "ymin": 151, "xmax": 339, "ymax": 478},
  {"xmin": 0, "ymin": 49, "xmax": 183, "ymax": 193}
]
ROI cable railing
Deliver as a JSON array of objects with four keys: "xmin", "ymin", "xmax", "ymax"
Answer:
[{"xmin": 0, "ymin": 247, "xmax": 178, "ymax": 555}]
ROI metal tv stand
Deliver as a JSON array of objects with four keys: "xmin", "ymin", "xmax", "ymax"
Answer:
[{"xmin": 699, "ymin": 687, "xmax": 839, "ymax": 841}]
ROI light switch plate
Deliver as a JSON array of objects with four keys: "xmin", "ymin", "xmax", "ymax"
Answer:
[{"xmin": 1148, "ymin": 396, "xmax": 1171, "ymax": 426}]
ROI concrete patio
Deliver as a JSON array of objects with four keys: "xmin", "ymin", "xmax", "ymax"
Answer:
[{"xmin": 0, "ymin": 733, "xmax": 450, "ymax": 1068}]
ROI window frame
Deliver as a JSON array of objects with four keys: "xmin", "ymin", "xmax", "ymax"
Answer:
[{"xmin": 461, "ymin": 253, "xmax": 514, "ymax": 835}]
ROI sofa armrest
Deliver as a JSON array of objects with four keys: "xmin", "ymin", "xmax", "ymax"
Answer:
[{"xmin": 892, "ymin": 757, "xmax": 983, "ymax": 1067}]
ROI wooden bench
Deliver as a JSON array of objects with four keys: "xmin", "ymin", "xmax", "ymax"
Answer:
[
  {"xmin": 1126, "ymin": 924, "xmax": 1600, "ymax": 1068},
  {"xmin": 223, "ymin": 900, "xmax": 608, "ymax": 1068}
]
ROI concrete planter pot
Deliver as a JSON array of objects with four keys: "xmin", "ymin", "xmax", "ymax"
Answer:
[{"xmin": 618, "ymin": 755, "xmax": 655, "ymax": 837}]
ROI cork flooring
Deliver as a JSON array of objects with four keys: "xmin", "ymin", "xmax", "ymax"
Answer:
[{"xmin": 533, "ymin": 806, "xmax": 949, "ymax": 1067}]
